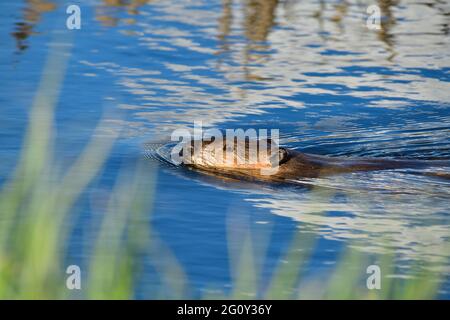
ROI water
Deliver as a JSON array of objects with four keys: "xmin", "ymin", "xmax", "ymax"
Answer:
[{"xmin": 1, "ymin": 0, "xmax": 449, "ymax": 298}]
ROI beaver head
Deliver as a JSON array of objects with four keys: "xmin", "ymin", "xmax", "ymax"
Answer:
[{"xmin": 180, "ymin": 138, "xmax": 288, "ymax": 174}]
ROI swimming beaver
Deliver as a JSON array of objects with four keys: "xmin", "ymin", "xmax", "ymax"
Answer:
[{"xmin": 178, "ymin": 138, "xmax": 450, "ymax": 182}]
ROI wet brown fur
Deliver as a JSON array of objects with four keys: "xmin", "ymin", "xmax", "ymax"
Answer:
[{"xmin": 184, "ymin": 139, "xmax": 450, "ymax": 182}]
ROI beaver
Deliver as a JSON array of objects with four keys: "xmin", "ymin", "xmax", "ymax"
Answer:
[{"xmin": 178, "ymin": 138, "xmax": 450, "ymax": 183}]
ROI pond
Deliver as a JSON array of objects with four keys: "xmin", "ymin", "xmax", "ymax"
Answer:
[{"xmin": 0, "ymin": 0, "xmax": 449, "ymax": 299}]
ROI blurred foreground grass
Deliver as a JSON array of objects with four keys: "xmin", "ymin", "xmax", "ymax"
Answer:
[{"xmin": 0, "ymin": 36, "xmax": 444, "ymax": 300}]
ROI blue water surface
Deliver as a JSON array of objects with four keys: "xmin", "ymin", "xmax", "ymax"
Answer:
[{"xmin": 1, "ymin": 0, "xmax": 449, "ymax": 299}]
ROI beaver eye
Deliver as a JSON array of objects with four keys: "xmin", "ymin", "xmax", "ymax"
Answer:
[{"xmin": 278, "ymin": 148, "xmax": 288, "ymax": 164}]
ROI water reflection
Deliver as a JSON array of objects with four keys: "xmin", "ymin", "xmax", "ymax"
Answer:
[
  {"xmin": 5, "ymin": 0, "xmax": 450, "ymax": 296},
  {"xmin": 74, "ymin": 0, "xmax": 450, "ymax": 139},
  {"xmin": 11, "ymin": 0, "xmax": 56, "ymax": 52},
  {"xmin": 246, "ymin": 175, "xmax": 450, "ymax": 270},
  {"xmin": 218, "ymin": 0, "xmax": 279, "ymax": 80},
  {"xmin": 242, "ymin": 0, "xmax": 279, "ymax": 81},
  {"xmin": 96, "ymin": 0, "xmax": 150, "ymax": 27},
  {"xmin": 377, "ymin": 0, "xmax": 398, "ymax": 61},
  {"xmin": 244, "ymin": 0, "xmax": 278, "ymax": 42},
  {"xmin": 159, "ymin": 159, "xmax": 450, "ymax": 277}
]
